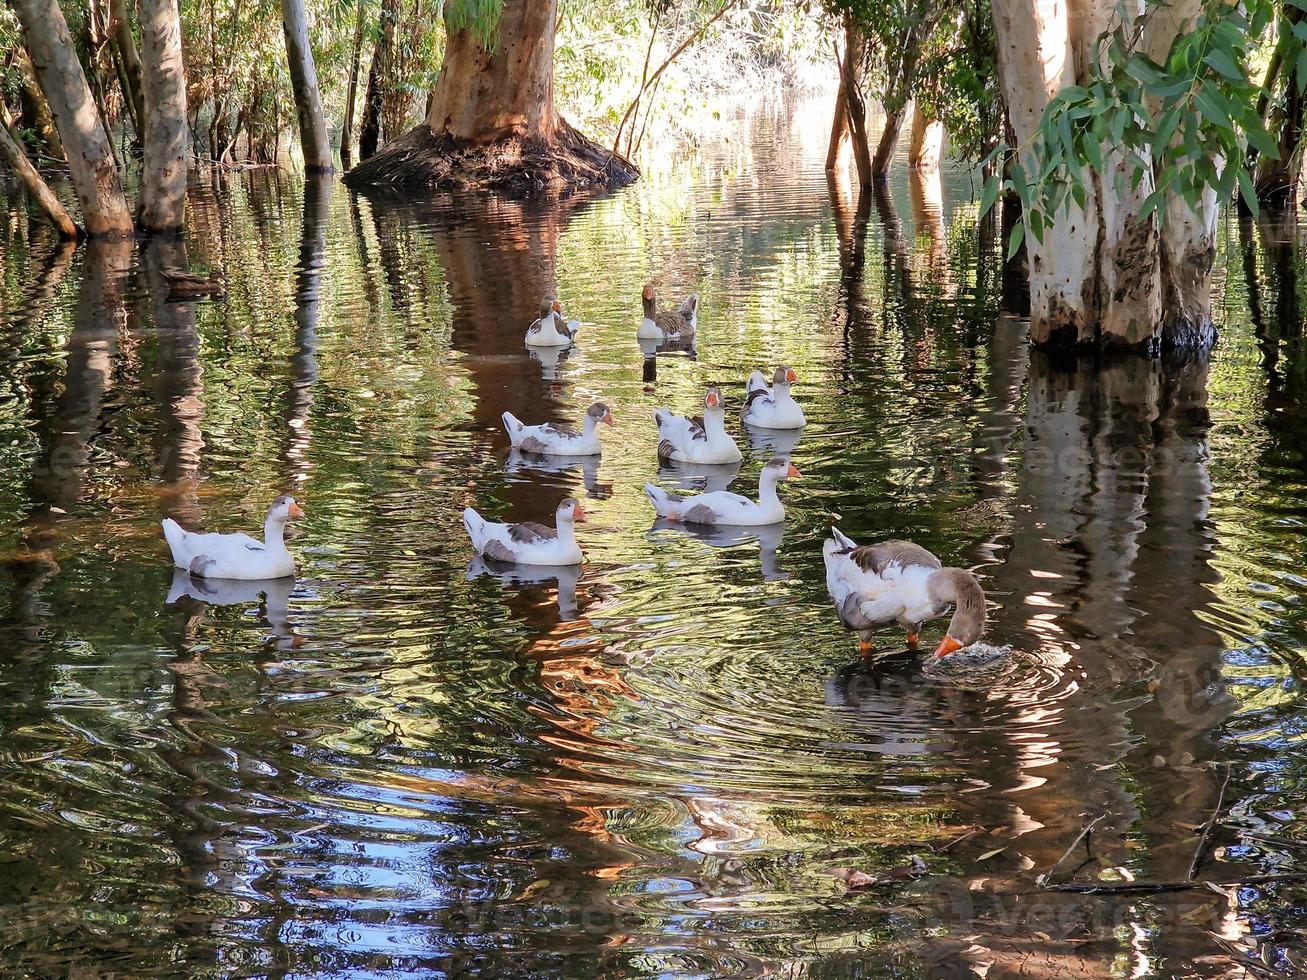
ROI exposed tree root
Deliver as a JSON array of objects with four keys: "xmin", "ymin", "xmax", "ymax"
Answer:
[{"xmin": 343, "ymin": 119, "xmax": 639, "ymax": 196}]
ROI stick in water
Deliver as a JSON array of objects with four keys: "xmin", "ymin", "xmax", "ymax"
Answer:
[
  {"xmin": 1189, "ymin": 762, "xmax": 1233, "ymax": 880},
  {"xmin": 1039, "ymin": 811, "xmax": 1110, "ymax": 887}
]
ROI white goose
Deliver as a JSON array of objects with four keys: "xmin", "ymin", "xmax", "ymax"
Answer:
[
  {"xmin": 502, "ymin": 402, "xmax": 614, "ymax": 456},
  {"xmin": 463, "ymin": 497, "xmax": 586, "ymax": 566},
  {"xmin": 653, "ymin": 386, "xmax": 743, "ymax": 465},
  {"xmin": 645, "ymin": 456, "xmax": 801, "ymax": 526},
  {"xmin": 742, "ymin": 365, "xmax": 806, "ymax": 429},
  {"xmin": 162, "ymin": 495, "xmax": 303, "ymax": 580},
  {"xmin": 823, "ymin": 528, "xmax": 987, "ymax": 656},
  {"xmin": 525, "ymin": 296, "xmax": 579, "ymax": 347},
  {"xmin": 638, "ymin": 285, "xmax": 698, "ymax": 341}
]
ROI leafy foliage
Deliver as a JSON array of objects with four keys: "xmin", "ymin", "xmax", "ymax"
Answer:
[{"xmin": 982, "ymin": 0, "xmax": 1298, "ymax": 257}]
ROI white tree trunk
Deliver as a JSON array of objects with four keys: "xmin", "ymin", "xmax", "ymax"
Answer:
[
  {"xmin": 11, "ymin": 0, "xmax": 133, "ymax": 238},
  {"xmin": 137, "ymin": 0, "xmax": 189, "ymax": 232},
  {"xmin": 994, "ymin": 0, "xmax": 1208, "ymax": 351},
  {"xmin": 281, "ymin": 0, "xmax": 334, "ymax": 172},
  {"xmin": 907, "ymin": 104, "xmax": 944, "ymax": 171}
]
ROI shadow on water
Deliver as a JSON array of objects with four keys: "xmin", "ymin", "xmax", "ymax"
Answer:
[{"xmin": 0, "ymin": 105, "xmax": 1306, "ymax": 975}]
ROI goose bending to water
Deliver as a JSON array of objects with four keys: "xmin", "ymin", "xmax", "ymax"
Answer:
[
  {"xmin": 525, "ymin": 296, "xmax": 580, "ymax": 347},
  {"xmin": 742, "ymin": 366, "xmax": 806, "ymax": 430},
  {"xmin": 823, "ymin": 529, "xmax": 987, "ymax": 656},
  {"xmin": 463, "ymin": 497, "xmax": 586, "ymax": 566},
  {"xmin": 653, "ymin": 386, "xmax": 743, "ymax": 465},
  {"xmin": 638, "ymin": 285, "xmax": 697, "ymax": 341},
  {"xmin": 645, "ymin": 456, "xmax": 801, "ymax": 526},
  {"xmin": 502, "ymin": 402, "xmax": 614, "ymax": 456},
  {"xmin": 162, "ymin": 495, "xmax": 303, "ymax": 580}
]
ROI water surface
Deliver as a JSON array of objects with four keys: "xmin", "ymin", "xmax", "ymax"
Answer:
[{"xmin": 2, "ymin": 104, "xmax": 1307, "ymax": 977}]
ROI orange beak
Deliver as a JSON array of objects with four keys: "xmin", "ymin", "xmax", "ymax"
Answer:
[
  {"xmin": 572, "ymin": 504, "xmax": 587, "ymax": 522},
  {"xmin": 785, "ymin": 368, "xmax": 797, "ymax": 383},
  {"xmin": 787, "ymin": 463, "xmax": 803, "ymax": 479},
  {"xmin": 706, "ymin": 391, "xmax": 720, "ymax": 408},
  {"xmin": 642, "ymin": 285, "xmax": 655, "ymax": 300},
  {"xmin": 552, "ymin": 300, "xmax": 562, "ymax": 313},
  {"xmin": 288, "ymin": 501, "xmax": 305, "ymax": 519},
  {"xmin": 603, "ymin": 413, "xmax": 615, "ymax": 427},
  {"xmin": 934, "ymin": 636, "xmax": 963, "ymax": 658}
]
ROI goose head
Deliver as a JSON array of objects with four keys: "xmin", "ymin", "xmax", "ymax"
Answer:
[
  {"xmin": 927, "ymin": 568, "xmax": 987, "ymax": 656},
  {"xmin": 268, "ymin": 494, "xmax": 305, "ymax": 524},
  {"xmin": 703, "ymin": 385, "xmax": 725, "ymax": 419},
  {"xmin": 557, "ymin": 497, "xmax": 587, "ymax": 525},
  {"xmin": 774, "ymin": 365, "xmax": 797, "ymax": 388},
  {"xmin": 760, "ymin": 455, "xmax": 802, "ymax": 486},
  {"xmin": 585, "ymin": 402, "xmax": 615, "ymax": 429},
  {"xmin": 642, "ymin": 284, "xmax": 658, "ymax": 318}
]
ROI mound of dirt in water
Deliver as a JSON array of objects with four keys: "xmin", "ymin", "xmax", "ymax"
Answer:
[{"xmin": 922, "ymin": 642, "xmax": 1015, "ymax": 683}]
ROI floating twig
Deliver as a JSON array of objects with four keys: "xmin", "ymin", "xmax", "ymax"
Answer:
[
  {"xmin": 1189, "ymin": 762, "xmax": 1234, "ymax": 880},
  {"xmin": 1040, "ymin": 812, "xmax": 1110, "ymax": 887},
  {"xmin": 1042, "ymin": 872, "xmax": 1307, "ymax": 895}
]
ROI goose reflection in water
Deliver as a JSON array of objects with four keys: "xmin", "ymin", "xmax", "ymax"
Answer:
[
  {"xmin": 466, "ymin": 554, "xmax": 583, "ymax": 620},
  {"xmin": 165, "ymin": 569, "xmax": 302, "ymax": 651},
  {"xmin": 742, "ymin": 422, "xmax": 803, "ymax": 457},
  {"xmin": 528, "ymin": 343, "xmax": 574, "ymax": 382},
  {"xmin": 648, "ymin": 517, "xmax": 788, "ymax": 581},
  {"xmin": 638, "ymin": 334, "xmax": 697, "ymax": 388},
  {"xmin": 656, "ymin": 458, "xmax": 742, "ymax": 494},
  {"xmin": 504, "ymin": 447, "xmax": 609, "ymax": 498}
]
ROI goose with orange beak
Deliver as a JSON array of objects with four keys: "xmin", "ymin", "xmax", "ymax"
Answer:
[
  {"xmin": 502, "ymin": 402, "xmax": 614, "ymax": 456},
  {"xmin": 653, "ymin": 386, "xmax": 743, "ymax": 464},
  {"xmin": 463, "ymin": 497, "xmax": 586, "ymax": 566},
  {"xmin": 161, "ymin": 495, "xmax": 304, "ymax": 580},
  {"xmin": 637, "ymin": 285, "xmax": 698, "ymax": 341},
  {"xmin": 742, "ymin": 365, "xmax": 806, "ymax": 429},
  {"xmin": 823, "ymin": 528, "xmax": 987, "ymax": 656},
  {"xmin": 525, "ymin": 296, "xmax": 580, "ymax": 347},
  {"xmin": 646, "ymin": 456, "xmax": 801, "ymax": 526}
]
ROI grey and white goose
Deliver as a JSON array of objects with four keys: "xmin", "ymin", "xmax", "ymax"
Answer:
[
  {"xmin": 525, "ymin": 296, "xmax": 579, "ymax": 347},
  {"xmin": 823, "ymin": 529, "xmax": 987, "ymax": 656},
  {"xmin": 463, "ymin": 497, "xmax": 586, "ymax": 566},
  {"xmin": 638, "ymin": 285, "xmax": 698, "ymax": 340},
  {"xmin": 742, "ymin": 366, "xmax": 805, "ymax": 429}
]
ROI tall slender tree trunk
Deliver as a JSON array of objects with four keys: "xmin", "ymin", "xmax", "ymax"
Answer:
[
  {"xmin": 358, "ymin": 0, "xmax": 395, "ymax": 162},
  {"xmin": 840, "ymin": 16, "xmax": 873, "ymax": 189},
  {"xmin": 137, "ymin": 0, "xmax": 189, "ymax": 232},
  {"xmin": 11, "ymin": 0, "xmax": 134, "ymax": 238},
  {"xmin": 908, "ymin": 104, "xmax": 944, "ymax": 171},
  {"xmin": 870, "ymin": 103, "xmax": 908, "ymax": 178},
  {"xmin": 825, "ymin": 48, "xmax": 850, "ymax": 173},
  {"xmin": 281, "ymin": 0, "xmax": 334, "ymax": 172},
  {"xmin": 15, "ymin": 49, "xmax": 63, "ymax": 158},
  {"xmin": 339, "ymin": 0, "xmax": 367, "ymax": 169},
  {"xmin": 109, "ymin": 0, "xmax": 146, "ymax": 139},
  {"xmin": 346, "ymin": 0, "xmax": 637, "ymax": 193},
  {"xmin": 0, "ymin": 108, "xmax": 80, "ymax": 238}
]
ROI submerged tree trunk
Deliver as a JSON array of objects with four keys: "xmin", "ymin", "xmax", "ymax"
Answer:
[
  {"xmin": 0, "ymin": 108, "xmax": 80, "ymax": 238},
  {"xmin": 908, "ymin": 104, "xmax": 944, "ymax": 171},
  {"xmin": 825, "ymin": 46, "xmax": 851, "ymax": 173},
  {"xmin": 109, "ymin": 0, "xmax": 146, "ymax": 139},
  {"xmin": 340, "ymin": 0, "xmax": 367, "ymax": 168},
  {"xmin": 137, "ymin": 0, "xmax": 189, "ymax": 232},
  {"xmin": 11, "ymin": 0, "xmax": 134, "ymax": 238},
  {"xmin": 346, "ymin": 0, "xmax": 637, "ymax": 194},
  {"xmin": 993, "ymin": 0, "xmax": 1204, "ymax": 352},
  {"xmin": 870, "ymin": 103, "xmax": 908, "ymax": 178},
  {"xmin": 281, "ymin": 0, "xmax": 334, "ymax": 172}
]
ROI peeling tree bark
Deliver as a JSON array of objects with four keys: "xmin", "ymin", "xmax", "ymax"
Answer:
[
  {"xmin": 281, "ymin": 0, "xmax": 334, "ymax": 173},
  {"xmin": 993, "ymin": 0, "xmax": 1208, "ymax": 352},
  {"xmin": 137, "ymin": 0, "xmax": 190, "ymax": 232},
  {"xmin": 11, "ymin": 0, "xmax": 133, "ymax": 238}
]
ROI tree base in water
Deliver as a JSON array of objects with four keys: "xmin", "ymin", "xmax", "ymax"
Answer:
[{"xmin": 343, "ymin": 121, "xmax": 639, "ymax": 196}]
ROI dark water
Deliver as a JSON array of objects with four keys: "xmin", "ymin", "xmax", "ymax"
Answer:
[{"xmin": 2, "ymin": 103, "xmax": 1307, "ymax": 977}]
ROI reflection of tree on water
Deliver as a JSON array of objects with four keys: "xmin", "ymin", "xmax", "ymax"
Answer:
[
  {"xmin": 899, "ymin": 350, "xmax": 1245, "ymax": 975},
  {"xmin": 283, "ymin": 175, "xmax": 331, "ymax": 486}
]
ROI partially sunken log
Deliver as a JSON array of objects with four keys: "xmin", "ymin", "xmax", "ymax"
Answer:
[{"xmin": 345, "ymin": 0, "xmax": 637, "ymax": 195}]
